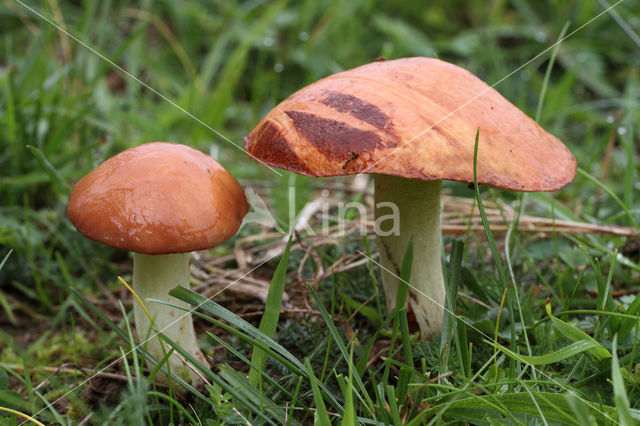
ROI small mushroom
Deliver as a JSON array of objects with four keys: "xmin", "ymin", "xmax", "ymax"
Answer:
[
  {"xmin": 68, "ymin": 142, "xmax": 248, "ymax": 383},
  {"xmin": 244, "ymin": 57, "xmax": 576, "ymax": 340}
]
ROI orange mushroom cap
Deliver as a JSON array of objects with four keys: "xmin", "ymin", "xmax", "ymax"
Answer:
[
  {"xmin": 68, "ymin": 142, "xmax": 248, "ymax": 254},
  {"xmin": 245, "ymin": 57, "xmax": 576, "ymax": 191}
]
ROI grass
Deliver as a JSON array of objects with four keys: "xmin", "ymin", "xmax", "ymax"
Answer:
[{"xmin": 1, "ymin": 0, "xmax": 640, "ymax": 424}]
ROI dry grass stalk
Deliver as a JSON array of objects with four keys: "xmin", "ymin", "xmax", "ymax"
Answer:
[{"xmin": 189, "ymin": 190, "xmax": 637, "ymax": 306}]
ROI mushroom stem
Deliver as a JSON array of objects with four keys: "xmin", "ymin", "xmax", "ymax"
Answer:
[
  {"xmin": 133, "ymin": 252, "xmax": 209, "ymax": 384},
  {"xmin": 374, "ymin": 175, "xmax": 445, "ymax": 340}
]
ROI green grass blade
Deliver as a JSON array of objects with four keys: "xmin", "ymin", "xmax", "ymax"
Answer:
[
  {"xmin": 157, "ymin": 332, "xmax": 276, "ymax": 425},
  {"xmin": 522, "ymin": 383, "xmax": 549, "ymax": 426},
  {"xmin": 288, "ymin": 375, "xmax": 304, "ymax": 424},
  {"xmin": 611, "ymin": 335, "xmax": 634, "ymax": 425},
  {"xmin": 206, "ymin": 331, "xmax": 295, "ymax": 403},
  {"xmin": 385, "ymin": 385, "xmax": 403, "ymax": 425},
  {"xmin": 25, "ymin": 145, "xmax": 69, "ymax": 196},
  {"xmin": 370, "ymin": 378, "xmax": 390, "ymax": 425},
  {"xmin": 4, "ymin": 69, "xmax": 18, "ymax": 168},
  {"xmin": 0, "ymin": 250, "xmax": 15, "ymax": 324},
  {"xmin": 219, "ymin": 364, "xmax": 288, "ymax": 424},
  {"xmin": 305, "ymin": 358, "xmax": 331, "ymax": 426},
  {"xmin": 415, "ymin": 392, "xmax": 612, "ymax": 425},
  {"xmin": 473, "ymin": 129, "xmax": 519, "ymax": 381},
  {"xmin": 167, "ymin": 288, "xmax": 344, "ymax": 411},
  {"xmin": 472, "ymin": 130, "xmax": 508, "ymax": 289},
  {"xmin": 146, "ymin": 391, "xmax": 198, "ymax": 425},
  {"xmin": 485, "ymin": 339, "xmax": 601, "ymax": 365},
  {"xmin": 340, "ymin": 349, "xmax": 356, "ymax": 426},
  {"xmin": 248, "ymin": 234, "xmax": 293, "ymax": 387},
  {"xmin": 67, "ymin": 289, "xmax": 213, "ymax": 410},
  {"xmin": 394, "ymin": 238, "xmax": 413, "ymax": 309},
  {"xmin": 545, "ymin": 300, "xmax": 611, "ymax": 361},
  {"xmin": 307, "ymin": 285, "xmax": 375, "ymax": 413},
  {"xmin": 621, "ymin": 75, "xmax": 638, "ymax": 210},
  {"xmin": 168, "ymin": 289, "xmax": 308, "ymax": 373},
  {"xmin": 618, "ymin": 292, "xmax": 640, "ymax": 339},
  {"xmin": 0, "ymin": 250, "xmax": 12, "ymax": 272},
  {"xmin": 565, "ymin": 393, "xmax": 598, "ymax": 426},
  {"xmin": 440, "ymin": 239, "xmax": 463, "ymax": 375},
  {"xmin": 556, "ymin": 309, "xmax": 638, "ymax": 321},
  {"xmin": 68, "ymin": 287, "xmax": 129, "ymax": 342},
  {"xmin": 577, "ymin": 167, "xmax": 639, "ymax": 232},
  {"xmin": 535, "ymin": 22, "xmax": 570, "ymax": 122},
  {"xmin": 395, "ymin": 239, "xmax": 414, "ymax": 406},
  {"xmin": 341, "ymin": 293, "xmax": 382, "ymax": 328},
  {"xmin": 456, "ymin": 316, "xmax": 471, "ymax": 378}
]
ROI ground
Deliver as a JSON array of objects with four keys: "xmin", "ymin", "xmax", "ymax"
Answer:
[{"xmin": 1, "ymin": 1, "xmax": 640, "ymax": 424}]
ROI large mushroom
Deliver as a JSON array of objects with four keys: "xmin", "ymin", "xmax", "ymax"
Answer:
[
  {"xmin": 244, "ymin": 57, "xmax": 576, "ymax": 340},
  {"xmin": 68, "ymin": 142, "xmax": 248, "ymax": 383}
]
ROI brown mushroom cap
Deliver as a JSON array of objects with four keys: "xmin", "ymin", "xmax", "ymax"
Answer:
[
  {"xmin": 245, "ymin": 57, "xmax": 576, "ymax": 191},
  {"xmin": 68, "ymin": 142, "xmax": 248, "ymax": 254}
]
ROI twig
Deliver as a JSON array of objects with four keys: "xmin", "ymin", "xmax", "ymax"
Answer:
[
  {"xmin": 237, "ymin": 308, "xmax": 322, "ymax": 318},
  {"xmin": 586, "ymin": 288, "xmax": 640, "ymax": 298}
]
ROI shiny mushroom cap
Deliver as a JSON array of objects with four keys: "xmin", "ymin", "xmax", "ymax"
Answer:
[
  {"xmin": 68, "ymin": 142, "xmax": 249, "ymax": 254},
  {"xmin": 245, "ymin": 57, "xmax": 576, "ymax": 191}
]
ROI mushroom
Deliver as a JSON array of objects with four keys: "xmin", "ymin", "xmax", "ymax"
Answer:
[
  {"xmin": 244, "ymin": 57, "xmax": 576, "ymax": 340},
  {"xmin": 67, "ymin": 142, "xmax": 248, "ymax": 383}
]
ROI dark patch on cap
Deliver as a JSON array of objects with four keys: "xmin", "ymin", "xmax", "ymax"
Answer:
[
  {"xmin": 342, "ymin": 152, "xmax": 359, "ymax": 169},
  {"xmin": 320, "ymin": 91, "xmax": 392, "ymax": 131},
  {"xmin": 247, "ymin": 121, "xmax": 311, "ymax": 174},
  {"xmin": 285, "ymin": 110, "xmax": 395, "ymax": 161}
]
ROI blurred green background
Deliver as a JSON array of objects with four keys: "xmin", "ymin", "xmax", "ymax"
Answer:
[{"xmin": 1, "ymin": 0, "xmax": 640, "ymax": 423}]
